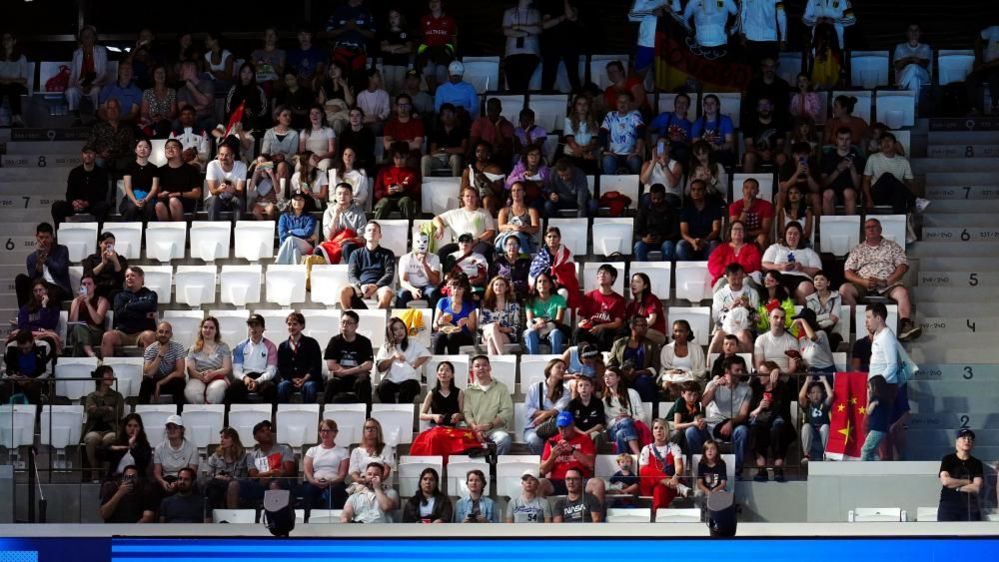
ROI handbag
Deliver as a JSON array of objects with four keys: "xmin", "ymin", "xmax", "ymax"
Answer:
[{"xmin": 533, "ymin": 382, "xmax": 559, "ymax": 440}]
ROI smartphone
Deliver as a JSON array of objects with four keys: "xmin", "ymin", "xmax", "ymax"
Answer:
[
  {"xmin": 656, "ymin": 139, "xmax": 666, "ymax": 156},
  {"xmin": 106, "ymin": 243, "xmax": 115, "ymax": 254}
]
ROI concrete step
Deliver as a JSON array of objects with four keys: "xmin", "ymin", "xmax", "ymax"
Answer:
[
  {"xmin": 0, "ymin": 168, "xmax": 71, "ymax": 182},
  {"xmin": 906, "ymin": 391, "xmax": 999, "ymax": 415},
  {"xmin": 903, "ymin": 429, "xmax": 999, "ymax": 448},
  {"xmin": 0, "ymin": 208, "xmax": 54, "ymax": 224},
  {"xmin": 925, "ymin": 145, "xmax": 999, "ymax": 159},
  {"xmin": 911, "ymin": 364, "xmax": 999, "ymax": 382},
  {"xmin": 913, "ymin": 286, "xmax": 996, "ymax": 301},
  {"xmin": 927, "ymin": 131, "xmax": 999, "ymax": 145},
  {"xmin": 913, "ymin": 158, "xmax": 999, "ymax": 173},
  {"xmin": 921, "ymin": 227, "xmax": 999, "ymax": 243},
  {"xmin": 908, "ymin": 413, "xmax": 999, "ymax": 430},
  {"xmin": 923, "ymin": 214, "xmax": 998, "ymax": 227},
  {"xmin": 3, "ymin": 140, "xmax": 86, "ymax": 155},
  {"xmin": 909, "ymin": 380, "xmax": 999, "ymax": 397},
  {"xmin": 0, "ymin": 292, "xmax": 18, "ymax": 310},
  {"xmin": 924, "ymin": 185, "xmax": 999, "ymax": 200},
  {"xmin": 913, "ymin": 257, "xmax": 999, "ymax": 271},
  {"xmin": 916, "ymin": 270, "xmax": 997, "ymax": 288},
  {"xmin": 916, "ymin": 316, "xmax": 997, "ymax": 336},
  {"xmin": 924, "ymin": 172, "xmax": 999, "ymax": 187},
  {"xmin": 0, "ymin": 153, "xmax": 80, "ymax": 168},
  {"xmin": 917, "ymin": 303, "xmax": 999, "ymax": 317},
  {"xmin": 905, "ymin": 444, "xmax": 999, "ymax": 462},
  {"xmin": 0, "ymin": 182, "xmax": 63, "ymax": 197},
  {"xmin": 909, "ymin": 347, "xmax": 999, "ymax": 365},
  {"xmin": 909, "ymin": 241, "xmax": 999, "ymax": 258}
]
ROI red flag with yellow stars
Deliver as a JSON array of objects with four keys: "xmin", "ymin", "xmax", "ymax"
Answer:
[
  {"xmin": 826, "ymin": 372, "xmax": 869, "ymax": 460},
  {"xmin": 409, "ymin": 426, "xmax": 483, "ymax": 462}
]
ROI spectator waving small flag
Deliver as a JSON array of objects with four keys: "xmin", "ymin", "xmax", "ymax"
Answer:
[
  {"xmin": 826, "ymin": 372, "xmax": 869, "ymax": 460},
  {"xmin": 224, "ymin": 100, "xmax": 246, "ymax": 137}
]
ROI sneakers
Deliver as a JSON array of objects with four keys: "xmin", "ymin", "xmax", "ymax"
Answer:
[
  {"xmin": 676, "ymin": 483, "xmax": 692, "ymax": 498},
  {"xmin": 898, "ymin": 318, "xmax": 922, "ymax": 342},
  {"xmin": 753, "ymin": 469, "xmax": 768, "ymax": 482},
  {"xmin": 774, "ymin": 468, "xmax": 786, "ymax": 483},
  {"xmin": 915, "ymin": 198, "xmax": 931, "ymax": 213}
]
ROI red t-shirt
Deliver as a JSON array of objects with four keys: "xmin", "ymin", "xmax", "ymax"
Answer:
[
  {"xmin": 728, "ymin": 198, "xmax": 774, "ymax": 234},
  {"xmin": 578, "ymin": 289, "xmax": 626, "ymax": 326},
  {"xmin": 421, "ymin": 14, "xmax": 457, "ymax": 47},
  {"xmin": 626, "ymin": 294, "xmax": 666, "ymax": 334},
  {"xmin": 384, "ymin": 117, "xmax": 425, "ymax": 143},
  {"xmin": 470, "ymin": 116, "xmax": 515, "ymax": 147},
  {"xmin": 604, "ymin": 76, "xmax": 649, "ymax": 112},
  {"xmin": 374, "ymin": 165, "xmax": 420, "ymax": 199},
  {"xmin": 542, "ymin": 431, "xmax": 595, "ymax": 480}
]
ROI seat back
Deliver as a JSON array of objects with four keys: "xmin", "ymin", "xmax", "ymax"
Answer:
[
  {"xmin": 322, "ymin": 403, "xmax": 366, "ymax": 446},
  {"xmin": 376, "ymin": 219, "xmax": 410, "ymax": 259},
  {"xmin": 0, "ymin": 405, "xmax": 37, "ymax": 449},
  {"xmin": 265, "ymin": 265, "xmax": 307, "ymax": 306},
  {"xmin": 421, "ymin": 178, "xmax": 461, "ymax": 217},
  {"xmin": 308, "ymin": 265, "xmax": 350, "ymax": 306},
  {"xmin": 102, "ymin": 357, "xmax": 144, "ymax": 399},
  {"xmin": 528, "ymin": 94, "xmax": 570, "ymax": 132},
  {"xmin": 276, "ymin": 404, "xmax": 321, "ymax": 449},
  {"xmin": 102, "ymin": 222, "xmax": 143, "ymax": 260},
  {"xmin": 141, "ymin": 265, "xmax": 174, "ymax": 305},
  {"xmin": 849, "ymin": 51, "xmax": 890, "ymax": 88},
  {"xmin": 234, "ymin": 221, "xmax": 276, "ymax": 261},
  {"xmin": 582, "ymin": 261, "xmax": 625, "ymax": 294},
  {"xmin": 227, "ymin": 404, "xmax": 273, "ymax": 445},
  {"xmin": 39, "ymin": 405, "xmax": 84, "ymax": 449},
  {"xmin": 598, "ymin": 175, "xmax": 640, "ymax": 211},
  {"xmin": 668, "ymin": 307, "xmax": 711, "ymax": 344},
  {"xmin": 54, "ymin": 357, "xmax": 99, "ymax": 401},
  {"xmin": 819, "ymin": 215, "xmax": 861, "ymax": 257},
  {"xmin": 220, "ymin": 265, "xmax": 263, "ymax": 306},
  {"xmin": 212, "ymin": 509, "xmax": 256, "ymax": 523},
  {"xmin": 460, "ymin": 56, "xmax": 500, "ymax": 94},
  {"xmin": 144, "ymin": 222, "xmax": 188, "ymax": 262},
  {"xmin": 591, "ymin": 218, "xmax": 634, "ymax": 257},
  {"xmin": 831, "ymin": 89, "xmax": 873, "ymax": 123},
  {"xmin": 629, "ymin": 261, "xmax": 672, "ymax": 301},
  {"xmin": 57, "ymin": 222, "xmax": 99, "ymax": 263},
  {"xmin": 545, "ymin": 218, "xmax": 588, "ymax": 257},
  {"xmin": 162, "ymin": 310, "xmax": 205, "ymax": 350},
  {"xmin": 370, "ymin": 404, "xmax": 415, "ymax": 446},
  {"xmin": 874, "ymin": 90, "xmax": 915, "ymax": 129},
  {"xmin": 866, "ymin": 214, "xmax": 907, "ymax": 248},
  {"xmin": 182, "ymin": 405, "xmax": 226, "ymax": 449},
  {"xmin": 189, "ymin": 222, "xmax": 233, "ymax": 262},
  {"xmin": 937, "ymin": 49, "xmax": 975, "ymax": 85},
  {"xmin": 173, "ymin": 265, "xmax": 217, "ymax": 307},
  {"xmin": 134, "ymin": 404, "xmax": 179, "ymax": 445},
  {"xmin": 606, "ymin": 508, "xmax": 651, "ymax": 522},
  {"xmin": 674, "ymin": 261, "xmax": 711, "ymax": 303},
  {"xmin": 495, "ymin": 455, "xmax": 540, "ymax": 497},
  {"xmin": 444, "ymin": 456, "xmax": 489, "ymax": 496},
  {"xmin": 397, "ymin": 455, "xmax": 444, "ymax": 497},
  {"xmin": 654, "ymin": 507, "xmax": 702, "ymax": 523}
]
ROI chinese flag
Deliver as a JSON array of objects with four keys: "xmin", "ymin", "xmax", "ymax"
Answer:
[
  {"xmin": 224, "ymin": 100, "xmax": 246, "ymax": 137},
  {"xmin": 409, "ymin": 426, "xmax": 482, "ymax": 463},
  {"xmin": 826, "ymin": 372, "xmax": 869, "ymax": 460}
]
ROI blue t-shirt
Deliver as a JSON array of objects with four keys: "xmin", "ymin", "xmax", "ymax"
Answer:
[
  {"xmin": 690, "ymin": 114, "xmax": 734, "ymax": 148},
  {"xmin": 680, "ymin": 203, "xmax": 723, "ymax": 239},
  {"xmin": 99, "ymin": 82, "xmax": 143, "ymax": 113},
  {"xmin": 649, "ymin": 111, "xmax": 693, "ymax": 143},
  {"xmin": 287, "ymin": 47, "xmax": 328, "ymax": 79},
  {"xmin": 436, "ymin": 298, "xmax": 477, "ymax": 334}
]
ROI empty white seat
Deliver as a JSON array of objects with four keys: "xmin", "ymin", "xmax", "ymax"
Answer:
[
  {"xmin": 58, "ymin": 222, "xmax": 98, "ymax": 263},
  {"xmin": 371, "ymin": 404, "xmax": 415, "ymax": 446},
  {"xmin": 189, "ymin": 221, "xmax": 233, "ymax": 262},
  {"xmin": 831, "ymin": 89, "xmax": 872, "ymax": 123},
  {"xmin": 528, "ymin": 94, "xmax": 569, "ymax": 132},
  {"xmin": 668, "ymin": 307, "xmax": 711, "ymax": 344},
  {"xmin": 376, "ymin": 219, "xmax": 410, "ymax": 258},
  {"xmin": 39, "ymin": 405, "xmax": 84, "ymax": 453},
  {"xmin": 915, "ymin": 506, "xmax": 938, "ymax": 522},
  {"xmin": 513, "ymin": 402, "xmax": 527, "ymax": 443},
  {"xmin": 308, "ymin": 265, "xmax": 350, "ymax": 306},
  {"xmin": 102, "ymin": 357, "xmax": 144, "ymax": 399},
  {"xmin": 866, "ymin": 214, "xmax": 906, "ymax": 248},
  {"xmin": 228, "ymin": 404, "xmax": 273, "ymax": 445},
  {"xmin": 591, "ymin": 218, "xmax": 634, "ymax": 256},
  {"xmin": 606, "ymin": 508, "xmax": 651, "ymax": 522},
  {"xmin": 220, "ymin": 265, "xmax": 263, "ymax": 306},
  {"xmin": 461, "ymin": 56, "xmax": 500, "ymax": 94},
  {"xmin": 732, "ymin": 172, "xmax": 775, "ymax": 203},
  {"xmin": 140, "ymin": 265, "xmax": 173, "ymax": 305},
  {"xmin": 0, "ymin": 405, "xmax": 37, "ymax": 449},
  {"xmin": 703, "ymin": 92, "xmax": 742, "ymax": 127},
  {"xmin": 398, "ymin": 455, "xmax": 444, "ymax": 497},
  {"xmin": 182, "ymin": 404, "xmax": 226, "ymax": 451},
  {"xmin": 173, "ymin": 265, "xmax": 217, "ymax": 307},
  {"xmin": 848, "ymin": 507, "xmax": 905, "ymax": 522},
  {"xmin": 443, "ymin": 455, "xmax": 489, "ymax": 496},
  {"xmin": 212, "ymin": 509, "xmax": 256, "ymax": 523},
  {"xmin": 134, "ymin": 404, "xmax": 179, "ymax": 444},
  {"xmin": 354, "ymin": 309, "xmax": 388, "ymax": 349},
  {"xmin": 545, "ymin": 218, "xmax": 588, "ymax": 257},
  {"xmin": 654, "ymin": 507, "xmax": 702, "ymax": 523},
  {"xmin": 674, "ymin": 261, "xmax": 711, "ymax": 303},
  {"xmin": 598, "ymin": 175, "xmax": 640, "ymax": 210},
  {"xmin": 54, "ymin": 356, "xmax": 98, "ymax": 401},
  {"xmin": 265, "ymin": 264, "xmax": 308, "ymax": 306},
  {"xmin": 874, "ymin": 90, "xmax": 915, "ymax": 129},
  {"xmin": 322, "ymin": 402, "xmax": 366, "ymax": 446},
  {"xmin": 102, "ymin": 222, "xmax": 143, "ymax": 260},
  {"xmin": 145, "ymin": 222, "xmax": 187, "ymax": 262},
  {"xmin": 421, "ymin": 178, "xmax": 461, "ymax": 217},
  {"xmin": 276, "ymin": 404, "xmax": 321, "ymax": 450},
  {"xmin": 849, "ymin": 51, "xmax": 890, "ymax": 88},
  {"xmin": 582, "ymin": 261, "xmax": 626, "ymax": 294},
  {"xmin": 629, "ymin": 262, "xmax": 672, "ymax": 301},
  {"xmin": 302, "ymin": 509, "xmax": 342, "ymax": 524},
  {"xmin": 234, "ymin": 221, "xmax": 276, "ymax": 261},
  {"xmin": 819, "ymin": 215, "xmax": 861, "ymax": 257},
  {"xmin": 937, "ymin": 49, "xmax": 975, "ymax": 85},
  {"xmin": 496, "ymin": 455, "xmax": 540, "ymax": 497},
  {"xmin": 854, "ymin": 304, "xmax": 898, "ymax": 339},
  {"xmin": 162, "ymin": 310, "xmax": 205, "ymax": 350},
  {"xmin": 301, "ymin": 309, "xmax": 341, "ymax": 351}
]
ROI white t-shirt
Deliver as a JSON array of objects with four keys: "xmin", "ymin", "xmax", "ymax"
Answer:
[
  {"xmin": 291, "ymin": 170, "xmax": 329, "ymax": 197},
  {"xmin": 204, "ymin": 49, "xmax": 233, "ymax": 72},
  {"xmin": 754, "ymin": 331, "xmax": 799, "ymax": 372},
  {"xmin": 503, "ymin": 7, "xmax": 541, "ymax": 56},
  {"xmin": 357, "ymin": 89, "xmax": 391, "ymax": 121},
  {"xmin": 439, "ymin": 208, "xmax": 496, "ymax": 240},
  {"xmin": 399, "ymin": 251, "xmax": 442, "ymax": 288},
  {"xmin": 205, "ymin": 160, "xmax": 248, "ymax": 199},
  {"xmin": 450, "ymin": 251, "xmax": 488, "ymax": 280},
  {"xmin": 305, "ymin": 444, "xmax": 350, "ymax": 480},
  {"xmin": 863, "ymin": 152, "xmax": 913, "ymax": 185},
  {"xmin": 330, "ymin": 168, "xmax": 368, "ymax": 205},
  {"xmin": 712, "ymin": 284, "xmax": 760, "ymax": 323},
  {"xmin": 301, "ymin": 127, "xmax": 336, "ymax": 155},
  {"xmin": 349, "ymin": 444, "xmax": 397, "ymax": 479},
  {"xmin": 376, "ymin": 341, "xmax": 432, "ymax": 384},
  {"xmin": 761, "ymin": 244, "xmax": 822, "ymax": 279},
  {"xmin": 799, "ymin": 331, "xmax": 834, "ymax": 370},
  {"xmin": 982, "ymin": 26, "xmax": 999, "ymax": 64}
]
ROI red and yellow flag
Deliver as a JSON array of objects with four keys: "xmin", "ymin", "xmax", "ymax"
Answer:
[{"xmin": 826, "ymin": 372, "xmax": 869, "ymax": 460}]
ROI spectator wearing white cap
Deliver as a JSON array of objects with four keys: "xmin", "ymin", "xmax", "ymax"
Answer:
[
  {"xmin": 433, "ymin": 60, "xmax": 478, "ymax": 119},
  {"xmin": 152, "ymin": 414, "xmax": 198, "ymax": 496},
  {"xmin": 506, "ymin": 468, "xmax": 552, "ymax": 523}
]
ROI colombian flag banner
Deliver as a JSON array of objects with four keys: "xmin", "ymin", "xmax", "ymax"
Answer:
[
  {"xmin": 654, "ymin": 14, "xmax": 753, "ymax": 92},
  {"xmin": 826, "ymin": 372, "xmax": 869, "ymax": 460}
]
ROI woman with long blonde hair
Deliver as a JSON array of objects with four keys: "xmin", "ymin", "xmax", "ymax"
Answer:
[{"xmin": 183, "ymin": 317, "xmax": 232, "ymax": 404}]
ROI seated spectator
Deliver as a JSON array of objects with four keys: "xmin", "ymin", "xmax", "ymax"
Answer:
[
  {"xmin": 639, "ymin": 418, "xmax": 687, "ymax": 511},
  {"xmin": 0, "ymin": 32, "xmax": 29, "ymax": 127},
  {"xmin": 419, "ymin": 0, "xmax": 459, "ymax": 93},
  {"xmin": 708, "ymin": 221, "xmax": 763, "ymax": 286},
  {"xmin": 744, "ymin": 56, "xmax": 791, "ymax": 124},
  {"xmin": 373, "ymin": 144, "xmax": 420, "ymax": 219},
  {"xmin": 709, "ymin": 263, "xmax": 761, "ymax": 354},
  {"xmin": 600, "ymin": 92, "xmax": 645, "ymax": 175},
  {"xmin": 137, "ymin": 322, "xmax": 185, "ymax": 405},
  {"xmin": 506, "ymin": 468, "xmax": 552, "ymax": 523},
  {"xmin": 174, "ymin": 60, "xmax": 215, "ymax": 132},
  {"xmin": 523, "ymin": 272, "xmax": 569, "ymax": 355},
  {"xmin": 464, "ymin": 355, "xmax": 514, "ymax": 454},
  {"xmin": 563, "ymin": 342, "xmax": 606, "ymax": 383},
  {"xmin": 513, "ymin": 108, "xmax": 548, "ymax": 157},
  {"xmin": 376, "ymin": 317, "xmax": 431, "ymax": 404},
  {"xmin": 119, "ymin": 139, "xmax": 161, "ymax": 222},
  {"xmin": 225, "ymin": 62, "xmax": 269, "ymax": 132},
  {"xmin": 152, "ymin": 415, "xmax": 199, "ymax": 497},
  {"xmin": 299, "ymin": 106, "xmax": 337, "ymax": 170},
  {"xmin": 574, "ymin": 264, "xmax": 626, "ymax": 351},
  {"xmin": 286, "ymin": 28, "xmax": 325, "ymax": 83},
  {"xmin": 608, "ymin": 314, "xmax": 661, "ymax": 402},
  {"xmin": 775, "ymin": 184, "xmax": 815, "ymax": 244},
  {"xmin": 479, "ymin": 277, "xmax": 522, "ymax": 355},
  {"xmin": 790, "ymin": 73, "xmax": 823, "ymax": 123},
  {"xmin": 460, "ymin": 140, "xmax": 507, "ymax": 217},
  {"xmin": 1, "ymin": 331, "xmax": 52, "ymax": 405},
  {"xmin": 894, "ymin": 24, "xmax": 931, "ymax": 93},
  {"xmin": 323, "ymin": 310, "xmax": 374, "ymax": 405},
  {"xmin": 318, "ymin": 183, "xmax": 367, "ymax": 265},
  {"xmin": 169, "ymin": 104, "xmax": 211, "ymax": 170},
  {"xmin": 748, "ymin": 361, "xmax": 795, "ymax": 482},
  {"xmin": 102, "ymin": 267, "xmax": 158, "ymax": 359},
  {"xmin": 275, "ymin": 192, "xmax": 318, "ymax": 265},
  {"xmin": 251, "ymin": 27, "xmax": 286, "ymax": 91},
  {"xmin": 104, "ymin": 413, "xmax": 151, "ymax": 479},
  {"xmin": 291, "ymin": 150, "xmax": 329, "ymax": 212},
  {"xmin": 839, "ymin": 218, "xmax": 921, "ymax": 341},
  {"xmin": 338, "ymin": 109, "xmax": 377, "ymax": 176},
  {"xmin": 539, "ymin": 411, "xmax": 601, "ymax": 502},
  {"xmin": 326, "ymin": 0, "xmax": 376, "ymax": 84},
  {"xmin": 677, "ymin": 179, "xmax": 723, "ymax": 261},
  {"xmin": 966, "ymin": 25, "xmax": 999, "ymax": 115},
  {"xmin": 696, "ymin": 439, "xmax": 728, "ymax": 499},
  {"xmin": 301, "ymin": 419, "xmax": 350, "ymax": 512},
  {"xmin": 820, "ymin": 126, "xmax": 863, "ymax": 216},
  {"xmin": 710, "ymin": 334, "xmax": 741, "ymax": 379},
  {"xmin": 383, "ymin": 93, "xmax": 425, "ymax": 168},
  {"xmin": 66, "ymin": 26, "xmax": 109, "ymax": 121},
  {"xmin": 649, "ymin": 92, "xmax": 693, "ymax": 167},
  {"xmin": 688, "ymin": 356, "xmax": 751, "ymax": 477},
  {"xmin": 490, "ymin": 235, "xmax": 532, "ymax": 301},
  {"xmin": 608, "ymin": 450, "xmax": 640, "ymax": 506},
  {"xmin": 665, "ymin": 380, "xmax": 705, "ymax": 450},
  {"xmin": 756, "ymin": 270, "xmax": 798, "ymax": 335},
  {"xmin": 686, "ymin": 140, "xmax": 729, "ymax": 208},
  {"xmin": 523, "ymin": 358, "xmax": 570, "ymax": 454},
  {"xmin": 563, "ymin": 94, "xmax": 600, "ymax": 174},
  {"xmin": 402, "ymin": 467, "xmax": 453, "ymax": 523},
  {"xmin": 602, "ymin": 368, "xmax": 645, "ymax": 454},
  {"xmin": 798, "ymin": 377, "xmax": 834, "ymax": 462},
  {"xmin": 823, "ymin": 95, "xmax": 868, "ymax": 147},
  {"xmin": 566, "ymin": 376, "xmax": 606, "ymax": 446},
  {"xmin": 634, "ymin": 183, "xmax": 681, "ymax": 261},
  {"xmin": 544, "ymin": 158, "xmax": 597, "ymax": 218},
  {"xmin": 786, "ymin": 116, "xmax": 821, "ymax": 164},
  {"xmin": 729, "ymin": 178, "xmax": 774, "ymax": 248},
  {"xmin": 203, "ymin": 427, "xmax": 249, "ymax": 514},
  {"xmin": 159, "ymin": 467, "xmax": 204, "ymax": 523},
  {"xmin": 434, "ymin": 61, "xmax": 478, "ymax": 119},
  {"xmin": 98, "ymin": 464, "xmax": 156, "ymax": 523},
  {"xmin": 154, "ymin": 139, "xmax": 202, "ymax": 222},
  {"xmin": 396, "ymin": 232, "xmax": 442, "ymax": 308},
  {"xmin": 505, "ymin": 148, "xmax": 550, "ymax": 211},
  {"xmin": 183, "ymin": 317, "xmax": 232, "ymax": 405},
  {"xmin": 52, "ymin": 145, "xmax": 110, "ymax": 226},
  {"xmin": 330, "ymin": 146, "xmax": 370, "ymax": 208},
  {"xmin": 804, "ymin": 270, "xmax": 844, "ymax": 350},
  {"xmin": 641, "ymin": 142, "xmax": 684, "ymax": 209},
  {"xmin": 349, "ymin": 418, "xmax": 396, "ymax": 482},
  {"xmin": 276, "ymin": 312, "xmax": 323, "ymax": 404},
  {"xmin": 261, "ymin": 106, "xmax": 300, "ymax": 189},
  {"xmin": 691, "ymin": 94, "xmax": 736, "ymax": 167},
  {"xmin": 762, "ymin": 221, "xmax": 822, "ymax": 302},
  {"xmin": 792, "ymin": 308, "xmax": 836, "ymax": 375},
  {"xmin": 659, "ymin": 321, "xmax": 707, "ymax": 397},
  {"xmin": 249, "ymin": 154, "xmax": 281, "ymax": 221},
  {"xmin": 529, "ymin": 226, "xmax": 581, "ymax": 308},
  {"xmin": 204, "ymin": 144, "xmax": 247, "ymax": 222},
  {"xmin": 603, "ymin": 59, "xmax": 648, "ymax": 114},
  {"xmin": 863, "ymin": 132, "xmax": 917, "ymax": 214},
  {"xmin": 454, "ymin": 469, "xmax": 498, "ymax": 522},
  {"xmin": 419, "ymin": 361, "xmax": 464, "ymax": 428},
  {"xmin": 446, "ymin": 234, "xmax": 489, "ymax": 296},
  {"xmin": 434, "ymin": 186, "xmax": 497, "ymax": 259},
  {"xmin": 741, "ymin": 95, "xmax": 788, "ymax": 173},
  {"xmin": 340, "ymin": 222, "xmax": 396, "ymax": 309},
  {"xmin": 13, "ymin": 280, "xmax": 60, "ymax": 353},
  {"xmin": 777, "ymin": 142, "xmax": 821, "ymax": 217},
  {"xmin": 230, "ymin": 420, "xmax": 296, "ymax": 508},
  {"xmin": 315, "ymin": 61, "xmax": 355, "ymax": 130},
  {"xmin": 357, "ymin": 69, "xmax": 392, "ymax": 134},
  {"xmin": 203, "ymin": 32, "xmax": 235, "ymax": 90},
  {"xmin": 470, "ymin": 99, "xmax": 515, "ymax": 167},
  {"xmin": 754, "ymin": 306, "xmax": 800, "ymax": 372},
  {"xmin": 227, "ymin": 314, "xmax": 279, "ymax": 404},
  {"xmin": 402, "ymin": 68, "xmax": 434, "ymax": 118},
  {"xmin": 432, "ymin": 273, "xmax": 478, "ymax": 354},
  {"xmin": 421, "ymin": 103, "xmax": 468, "ymax": 177},
  {"xmin": 68, "ymin": 275, "xmax": 109, "ymax": 358}
]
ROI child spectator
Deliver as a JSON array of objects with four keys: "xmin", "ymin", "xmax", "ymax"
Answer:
[
  {"xmin": 696, "ymin": 439, "xmax": 728, "ymax": 497},
  {"xmin": 798, "ymin": 377, "xmax": 834, "ymax": 462},
  {"xmin": 608, "ymin": 452, "xmax": 640, "ymax": 507}
]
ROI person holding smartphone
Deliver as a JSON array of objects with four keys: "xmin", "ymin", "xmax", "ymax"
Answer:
[
  {"xmin": 98, "ymin": 465, "xmax": 156, "ymax": 523},
  {"xmin": 748, "ymin": 361, "xmax": 795, "ymax": 482}
]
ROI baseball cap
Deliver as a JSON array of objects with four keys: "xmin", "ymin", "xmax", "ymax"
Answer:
[
  {"xmin": 458, "ymin": 232, "xmax": 474, "ymax": 243},
  {"xmin": 447, "ymin": 60, "xmax": 464, "ymax": 76},
  {"xmin": 792, "ymin": 308, "xmax": 818, "ymax": 325},
  {"xmin": 556, "ymin": 410, "xmax": 574, "ymax": 428},
  {"xmin": 165, "ymin": 414, "xmax": 184, "ymax": 427},
  {"xmin": 957, "ymin": 428, "xmax": 976, "ymax": 440},
  {"xmin": 253, "ymin": 419, "xmax": 274, "ymax": 435},
  {"xmin": 521, "ymin": 468, "xmax": 540, "ymax": 480},
  {"xmin": 246, "ymin": 313, "xmax": 265, "ymax": 327}
]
